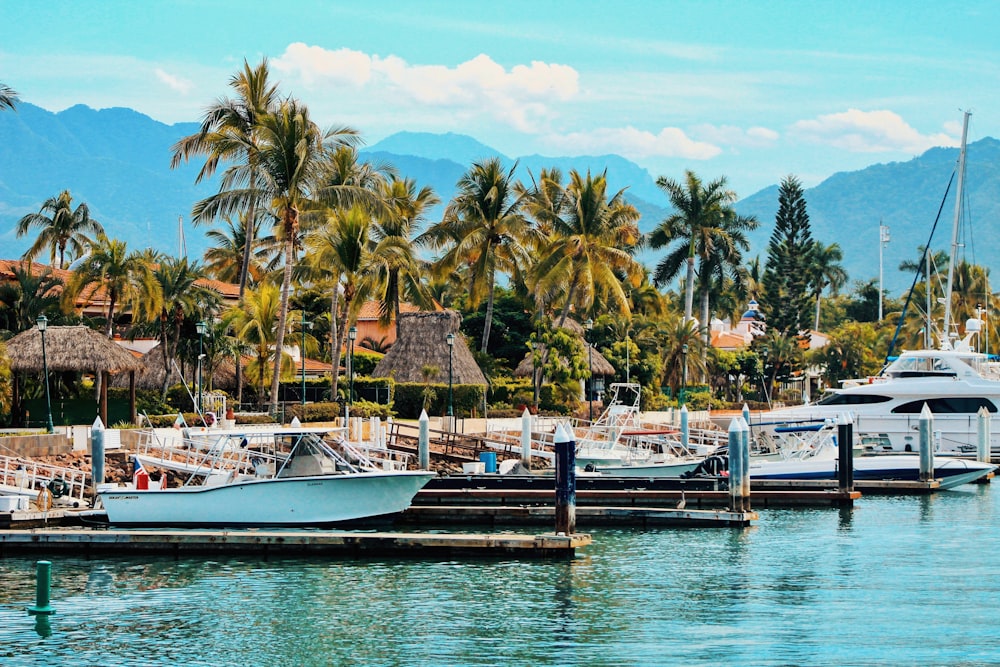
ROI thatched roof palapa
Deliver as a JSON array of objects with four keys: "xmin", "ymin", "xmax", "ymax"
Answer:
[
  {"xmin": 110, "ymin": 346, "xmax": 238, "ymax": 391},
  {"xmin": 5, "ymin": 325, "xmax": 143, "ymax": 374},
  {"xmin": 513, "ymin": 318, "xmax": 616, "ymax": 377},
  {"xmin": 372, "ymin": 311, "xmax": 488, "ymax": 385}
]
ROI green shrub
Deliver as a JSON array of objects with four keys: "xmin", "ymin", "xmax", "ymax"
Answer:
[
  {"xmin": 285, "ymin": 401, "xmax": 343, "ymax": 423},
  {"xmin": 392, "ymin": 382, "xmax": 485, "ymax": 419},
  {"xmin": 236, "ymin": 413, "xmax": 277, "ymax": 425}
]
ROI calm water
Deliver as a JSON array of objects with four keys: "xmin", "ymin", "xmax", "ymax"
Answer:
[{"xmin": 1, "ymin": 486, "xmax": 999, "ymax": 666}]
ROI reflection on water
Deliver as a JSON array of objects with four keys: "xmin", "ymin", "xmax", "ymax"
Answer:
[{"xmin": 1, "ymin": 485, "xmax": 999, "ymax": 665}]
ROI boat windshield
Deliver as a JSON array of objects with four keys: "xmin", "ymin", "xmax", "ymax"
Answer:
[
  {"xmin": 884, "ymin": 354, "xmax": 960, "ymax": 378},
  {"xmin": 816, "ymin": 393, "xmax": 892, "ymax": 406},
  {"xmin": 890, "ymin": 397, "xmax": 997, "ymax": 414}
]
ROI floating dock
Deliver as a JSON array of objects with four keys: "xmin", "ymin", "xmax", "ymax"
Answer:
[
  {"xmin": 0, "ymin": 527, "xmax": 590, "ymax": 559},
  {"xmin": 403, "ymin": 505, "xmax": 757, "ymax": 528}
]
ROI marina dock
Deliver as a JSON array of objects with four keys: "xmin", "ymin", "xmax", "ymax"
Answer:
[{"xmin": 0, "ymin": 527, "xmax": 590, "ymax": 559}]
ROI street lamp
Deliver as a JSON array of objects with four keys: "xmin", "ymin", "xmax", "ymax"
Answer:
[
  {"xmin": 37, "ymin": 315, "xmax": 53, "ymax": 433},
  {"xmin": 348, "ymin": 326, "xmax": 357, "ymax": 406},
  {"xmin": 300, "ymin": 309, "xmax": 308, "ymax": 406},
  {"xmin": 680, "ymin": 343, "xmax": 688, "ymax": 407},
  {"xmin": 196, "ymin": 321, "xmax": 207, "ymax": 415},
  {"xmin": 585, "ymin": 318, "xmax": 594, "ymax": 422},
  {"xmin": 446, "ymin": 333, "xmax": 455, "ymax": 420}
]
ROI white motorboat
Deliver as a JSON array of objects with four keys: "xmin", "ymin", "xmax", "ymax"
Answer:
[
  {"xmin": 98, "ymin": 427, "xmax": 435, "ymax": 527},
  {"xmin": 747, "ymin": 421, "xmax": 997, "ymax": 489}
]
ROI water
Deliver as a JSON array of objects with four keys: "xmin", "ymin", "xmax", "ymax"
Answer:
[{"xmin": 2, "ymin": 486, "xmax": 999, "ymax": 666}]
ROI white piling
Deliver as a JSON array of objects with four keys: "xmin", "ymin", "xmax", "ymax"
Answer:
[
  {"xmin": 728, "ymin": 418, "xmax": 744, "ymax": 512},
  {"xmin": 520, "ymin": 407, "xmax": 532, "ymax": 466},
  {"xmin": 742, "ymin": 403, "xmax": 751, "ymax": 427},
  {"xmin": 919, "ymin": 403, "xmax": 934, "ymax": 482},
  {"xmin": 738, "ymin": 417, "xmax": 751, "ymax": 504},
  {"xmin": 90, "ymin": 417, "xmax": 105, "ymax": 499},
  {"xmin": 680, "ymin": 405, "xmax": 689, "ymax": 449},
  {"xmin": 418, "ymin": 409, "xmax": 430, "ymax": 471},
  {"xmin": 977, "ymin": 407, "xmax": 991, "ymax": 464}
]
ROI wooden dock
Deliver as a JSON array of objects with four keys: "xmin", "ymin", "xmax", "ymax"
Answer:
[
  {"xmin": 403, "ymin": 505, "xmax": 757, "ymax": 528},
  {"xmin": 0, "ymin": 527, "xmax": 590, "ymax": 559}
]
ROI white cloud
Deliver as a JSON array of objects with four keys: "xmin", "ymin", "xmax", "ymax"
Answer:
[
  {"xmin": 691, "ymin": 123, "xmax": 779, "ymax": 148},
  {"xmin": 272, "ymin": 43, "xmax": 579, "ymax": 132},
  {"xmin": 154, "ymin": 68, "xmax": 194, "ymax": 95},
  {"xmin": 791, "ymin": 109, "xmax": 957, "ymax": 153},
  {"xmin": 541, "ymin": 126, "xmax": 722, "ymax": 160}
]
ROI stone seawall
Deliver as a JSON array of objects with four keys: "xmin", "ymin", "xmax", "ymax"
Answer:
[{"xmin": 0, "ymin": 433, "xmax": 72, "ymax": 457}]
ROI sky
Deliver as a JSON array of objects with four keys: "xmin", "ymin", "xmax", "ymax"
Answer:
[{"xmin": 3, "ymin": 0, "xmax": 1000, "ymax": 196}]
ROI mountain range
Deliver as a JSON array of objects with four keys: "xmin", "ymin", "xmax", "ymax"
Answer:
[{"xmin": 2, "ymin": 102, "xmax": 997, "ymax": 295}]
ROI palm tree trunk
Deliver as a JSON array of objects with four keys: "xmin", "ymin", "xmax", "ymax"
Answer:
[
  {"xmin": 105, "ymin": 294, "xmax": 117, "ymax": 338},
  {"xmin": 330, "ymin": 284, "xmax": 342, "ymax": 400},
  {"xmin": 480, "ymin": 268, "xmax": 496, "ymax": 354},
  {"xmin": 269, "ymin": 238, "xmax": 294, "ymax": 416},
  {"xmin": 700, "ymin": 287, "xmax": 711, "ymax": 379},
  {"xmin": 684, "ymin": 255, "xmax": 695, "ymax": 323},
  {"xmin": 814, "ymin": 294, "xmax": 822, "ymax": 331}
]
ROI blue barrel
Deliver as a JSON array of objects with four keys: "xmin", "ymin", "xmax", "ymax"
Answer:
[{"xmin": 479, "ymin": 452, "xmax": 497, "ymax": 473}]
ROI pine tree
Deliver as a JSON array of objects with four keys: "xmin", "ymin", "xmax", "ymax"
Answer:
[{"xmin": 762, "ymin": 176, "xmax": 815, "ymax": 336}]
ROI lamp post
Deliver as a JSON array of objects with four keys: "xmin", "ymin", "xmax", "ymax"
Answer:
[
  {"xmin": 680, "ymin": 343, "xmax": 688, "ymax": 407},
  {"xmin": 446, "ymin": 333, "xmax": 455, "ymax": 421},
  {"xmin": 37, "ymin": 315, "xmax": 53, "ymax": 433},
  {"xmin": 585, "ymin": 318, "xmax": 594, "ymax": 422},
  {"xmin": 348, "ymin": 326, "xmax": 357, "ymax": 406},
  {"xmin": 196, "ymin": 321, "xmax": 207, "ymax": 415},
  {"xmin": 300, "ymin": 309, "xmax": 307, "ymax": 406}
]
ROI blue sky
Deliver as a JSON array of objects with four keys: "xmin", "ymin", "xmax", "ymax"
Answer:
[{"xmin": 3, "ymin": 0, "xmax": 999, "ymax": 196}]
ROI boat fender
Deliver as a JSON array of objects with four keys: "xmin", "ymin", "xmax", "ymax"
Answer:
[
  {"xmin": 47, "ymin": 478, "xmax": 68, "ymax": 498},
  {"xmin": 204, "ymin": 411, "xmax": 217, "ymax": 427},
  {"xmin": 36, "ymin": 487, "xmax": 53, "ymax": 511}
]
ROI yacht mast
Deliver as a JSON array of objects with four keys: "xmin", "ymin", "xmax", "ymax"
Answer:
[{"xmin": 942, "ymin": 110, "xmax": 971, "ymax": 349}]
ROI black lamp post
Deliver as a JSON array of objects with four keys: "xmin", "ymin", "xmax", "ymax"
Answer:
[
  {"xmin": 680, "ymin": 343, "xmax": 688, "ymax": 406},
  {"xmin": 196, "ymin": 321, "xmax": 207, "ymax": 415},
  {"xmin": 446, "ymin": 332, "xmax": 455, "ymax": 419},
  {"xmin": 348, "ymin": 326, "xmax": 357, "ymax": 406},
  {"xmin": 37, "ymin": 315, "xmax": 53, "ymax": 433},
  {"xmin": 585, "ymin": 318, "xmax": 594, "ymax": 422},
  {"xmin": 300, "ymin": 310, "xmax": 307, "ymax": 406}
]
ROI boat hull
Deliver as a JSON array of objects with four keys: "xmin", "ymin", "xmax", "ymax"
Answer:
[
  {"xmin": 749, "ymin": 455, "xmax": 995, "ymax": 489},
  {"xmin": 595, "ymin": 461, "xmax": 702, "ymax": 477},
  {"xmin": 99, "ymin": 471, "xmax": 436, "ymax": 527}
]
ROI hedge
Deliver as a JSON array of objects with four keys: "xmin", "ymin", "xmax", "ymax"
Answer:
[{"xmin": 391, "ymin": 382, "xmax": 486, "ymax": 419}]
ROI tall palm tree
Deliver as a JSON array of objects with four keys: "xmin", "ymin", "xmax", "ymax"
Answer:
[
  {"xmin": 202, "ymin": 213, "xmax": 279, "ymax": 284},
  {"xmin": 421, "ymin": 157, "xmax": 531, "ymax": 352},
  {"xmin": 808, "ymin": 241, "xmax": 848, "ymax": 331},
  {"xmin": 16, "ymin": 191, "xmax": 104, "ymax": 268},
  {"xmin": 195, "ymin": 99, "xmax": 361, "ymax": 411},
  {"xmin": 0, "ymin": 82, "xmax": 17, "ymax": 111},
  {"xmin": 373, "ymin": 176, "xmax": 439, "ymax": 338},
  {"xmin": 171, "ymin": 58, "xmax": 281, "ymax": 300},
  {"xmin": 225, "ymin": 283, "xmax": 296, "ymax": 408},
  {"xmin": 64, "ymin": 233, "xmax": 160, "ymax": 337}
]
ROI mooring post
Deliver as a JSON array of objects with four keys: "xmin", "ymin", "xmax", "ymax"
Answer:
[
  {"xmin": 977, "ymin": 407, "xmax": 991, "ymax": 464},
  {"xmin": 738, "ymin": 417, "xmax": 751, "ymax": 511},
  {"xmin": 680, "ymin": 404, "xmax": 689, "ymax": 450},
  {"xmin": 836, "ymin": 413, "xmax": 854, "ymax": 492},
  {"xmin": 520, "ymin": 407, "xmax": 532, "ymax": 467},
  {"xmin": 919, "ymin": 403, "xmax": 934, "ymax": 482},
  {"xmin": 418, "ymin": 409, "xmax": 430, "ymax": 471},
  {"xmin": 728, "ymin": 418, "xmax": 744, "ymax": 512},
  {"xmin": 90, "ymin": 417, "xmax": 105, "ymax": 502},
  {"xmin": 554, "ymin": 423, "xmax": 576, "ymax": 535},
  {"xmin": 26, "ymin": 560, "xmax": 55, "ymax": 617}
]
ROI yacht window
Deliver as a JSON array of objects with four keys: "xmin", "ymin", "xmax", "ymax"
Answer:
[
  {"xmin": 816, "ymin": 393, "xmax": 892, "ymax": 406},
  {"xmin": 891, "ymin": 397, "xmax": 998, "ymax": 414}
]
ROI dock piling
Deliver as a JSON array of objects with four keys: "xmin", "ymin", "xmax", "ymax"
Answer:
[
  {"xmin": 90, "ymin": 417, "xmax": 105, "ymax": 501},
  {"xmin": 521, "ymin": 407, "xmax": 532, "ymax": 467},
  {"xmin": 919, "ymin": 404, "xmax": 934, "ymax": 482},
  {"xmin": 739, "ymin": 417, "xmax": 750, "ymax": 508},
  {"xmin": 728, "ymin": 418, "xmax": 748, "ymax": 512},
  {"xmin": 837, "ymin": 413, "xmax": 854, "ymax": 492},
  {"xmin": 554, "ymin": 424, "xmax": 576, "ymax": 535},
  {"xmin": 418, "ymin": 410, "xmax": 430, "ymax": 470},
  {"xmin": 26, "ymin": 560, "xmax": 55, "ymax": 617},
  {"xmin": 680, "ymin": 405, "xmax": 689, "ymax": 449},
  {"xmin": 977, "ymin": 407, "xmax": 991, "ymax": 464}
]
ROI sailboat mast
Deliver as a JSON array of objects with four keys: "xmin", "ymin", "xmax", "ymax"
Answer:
[{"xmin": 941, "ymin": 110, "xmax": 971, "ymax": 349}]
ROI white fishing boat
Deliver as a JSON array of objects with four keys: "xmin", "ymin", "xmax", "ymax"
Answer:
[
  {"xmin": 757, "ymin": 111, "xmax": 1000, "ymax": 457},
  {"xmin": 98, "ymin": 427, "xmax": 435, "ymax": 527}
]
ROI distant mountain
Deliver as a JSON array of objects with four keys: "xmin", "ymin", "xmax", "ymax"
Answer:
[{"xmin": 1, "ymin": 103, "xmax": 995, "ymax": 296}]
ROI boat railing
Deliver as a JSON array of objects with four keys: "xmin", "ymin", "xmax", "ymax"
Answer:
[
  {"xmin": 0, "ymin": 453, "xmax": 89, "ymax": 504},
  {"xmin": 333, "ymin": 437, "xmax": 411, "ymax": 472}
]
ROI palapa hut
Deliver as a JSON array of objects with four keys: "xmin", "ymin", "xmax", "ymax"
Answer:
[
  {"xmin": 5, "ymin": 325, "xmax": 144, "ymax": 427},
  {"xmin": 110, "ymin": 348, "xmax": 237, "ymax": 393},
  {"xmin": 514, "ymin": 318, "xmax": 616, "ymax": 402},
  {"xmin": 372, "ymin": 311, "xmax": 487, "ymax": 386}
]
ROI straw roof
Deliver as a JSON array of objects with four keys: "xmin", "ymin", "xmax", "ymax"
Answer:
[
  {"xmin": 372, "ymin": 311, "xmax": 488, "ymax": 385},
  {"xmin": 514, "ymin": 342, "xmax": 616, "ymax": 377},
  {"xmin": 5, "ymin": 325, "xmax": 143, "ymax": 373},
  {"xmin": 110, "ymin": 347, "xmax": 238, "ymax": 391}
]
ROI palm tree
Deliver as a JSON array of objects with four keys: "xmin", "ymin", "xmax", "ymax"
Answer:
[
  {"xmin": 0, "ymin": 264, "xmax": 63, "ymax": 334},
  {"xmin": 421, "ymin": 158, "xmax": 531, "ymax": 352},
  {"xmin": 528, "ymin": 169, "xmax": 643, "ymax": 325},
  {"xmin": 172, "ymin": 58, "xmax": 281, "ymax": 299},
  {"xmin": 16, "ymin": 191, "xmax": 105, "ymax": 268},
  {"xmin": 203, "ymin": 213, "xmax": 279, "ymax": 284},
  {"xmin": 0, "ymin": 82, "xmax": 17, "ymax": 111},
  {"xmin": 64, "ymin": 233, "xmax": 160, "ymax": 337},
  {"xmin": 225, "ymin": 283, "xmax": 294, "ymax": 408},
  {"xmin": 195, "ymin": 99, "xmax": 361, "ymax": 411},
  {"xmin": 144, "ymin": 257, "xmax": 220, "ymax": 395},
  {"xmin": 808, "ymin": 241, "xmax": 848, "ymax": 331},
  {"xmin": 372, "ymin": 176, "xmax": 439, "ymax": 338}
]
